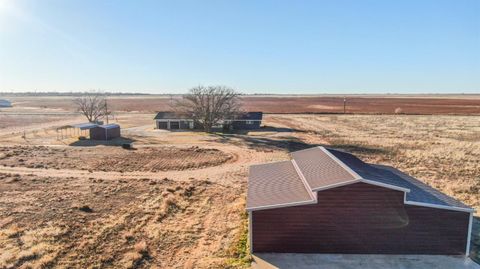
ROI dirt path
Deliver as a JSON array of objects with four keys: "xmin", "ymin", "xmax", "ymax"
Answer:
[{"xmin": 0, "ymin": 142, "xmax": 281, "ymax": 187}]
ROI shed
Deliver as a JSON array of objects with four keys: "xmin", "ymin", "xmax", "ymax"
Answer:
[
  {"xmin": 0, "ymin": 99, "xmax": 12, "ymax": 107},
  {"xmin": 247, "ymin": 146, "xmax": 474, "ymax": 255},
  {"xmin": 89, "ymin": 124, "xmax": 121, "ymax": 140}
]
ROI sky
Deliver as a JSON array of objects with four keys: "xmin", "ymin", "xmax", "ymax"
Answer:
[{"xmin": 0, "ymin": 0, "xmax": 479, "ymax": 94}]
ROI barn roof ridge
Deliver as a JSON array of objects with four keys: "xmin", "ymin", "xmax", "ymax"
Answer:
[{"xmin": 247, "ymin": 146, "xmax": 474, "ymax": 213}]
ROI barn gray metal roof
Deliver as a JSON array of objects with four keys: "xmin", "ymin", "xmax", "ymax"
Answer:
[
  {"xmin": 291, "ymin": 147, "xmax": 358, "ymax": 190},
  {"xmin": 246, "ymin": 161, "xmax": 314, "ymax": 210},
  {"xmin": 247, "ymin": 146, "xmax": 473, "ymax": 212}
]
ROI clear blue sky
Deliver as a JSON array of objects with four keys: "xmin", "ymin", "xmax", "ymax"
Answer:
[{"xmin": 0, "ymin": 0, "xmax": 479, "ymax": 94}]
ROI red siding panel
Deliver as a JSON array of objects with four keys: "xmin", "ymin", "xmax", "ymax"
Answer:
[{"xmin": 252, "ymin": 182, "xmax": 469, "ymax": 254}]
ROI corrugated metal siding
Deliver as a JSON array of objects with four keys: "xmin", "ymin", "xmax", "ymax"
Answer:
[
  {"xmin": 252, "ymin": 182, "xmax": 469, "ymax": 254},
  {"xmin": 89, "ymin": 126, "xmax": 120, "ymax": 140},
  {"xmin": 106, "ymin": 127, "xmax": 120, "ymax": 139}
]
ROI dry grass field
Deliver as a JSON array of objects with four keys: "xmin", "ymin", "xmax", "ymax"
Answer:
[
  {"xmin": 0, "ymin": 96, "xmax": 479, "ymax": 268},
  {"xmin": 264, "ymin": 114, "xmax": 480, "ymax": 212}
]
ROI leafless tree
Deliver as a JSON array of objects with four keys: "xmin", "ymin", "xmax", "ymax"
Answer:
[
  {"xmin": 73, "ymin": 93, "xmax": 109, "ymax": 123},
  {"xmin": 175, "ymin": 85, "xmax": 241, "ymax": 132}
]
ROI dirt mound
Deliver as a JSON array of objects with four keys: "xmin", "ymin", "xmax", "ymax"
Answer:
[{"xmin": 0, "ymin": 146, "xmax": 234, "ymax": 172}]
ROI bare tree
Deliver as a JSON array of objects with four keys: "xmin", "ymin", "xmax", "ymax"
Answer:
[
  {"xmin": 73, "ymin": 93, "xmax": 109, "ymax": 123},
  {"xmin": 175, "ymin": 85, "xmax": 241, "ymax": 132}
]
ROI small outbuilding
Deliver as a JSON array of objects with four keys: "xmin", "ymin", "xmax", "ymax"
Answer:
[
  {"xmin": 68, "ymin": 123, "xmax": 121, "ymax": 140},
  {"xmin": 247, "ymin": 146, "xmax": 474, "ymax": 255},
  {"xmin": 89, "ymin": 124, "xmax": 121, "ymax": 140},
  {"xmin": 0, "ymin": 99, "xmax": 12, "ymax": 107}
]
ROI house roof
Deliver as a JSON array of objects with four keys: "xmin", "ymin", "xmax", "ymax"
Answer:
[
  {"xmin": 154, "ymin": 111, "xmax": 192, "ymax": 120},
  {"xmin": 154, "ymin": 111, "xmax": 263, "ymax": 120},
  {"xmin": 235, "ymin": 112, "xmax": 263, "ymax": 120},
  {"xmin": 247, "ymin": 146, "xmax": 473, "ymax": 213}
]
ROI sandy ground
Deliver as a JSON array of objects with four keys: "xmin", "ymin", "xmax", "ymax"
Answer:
[
  {"xmin": 0, "ymin": 113, "xmax": 288, "ymax": 268},
  {"xmin": 1, "ymin": 105, "xmax": 479, "ymax": 268}
]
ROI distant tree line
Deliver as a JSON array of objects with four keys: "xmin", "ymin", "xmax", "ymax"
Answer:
[{"xmin": 0, "ymin": 91, "xmax": 152, "ymax": 97}]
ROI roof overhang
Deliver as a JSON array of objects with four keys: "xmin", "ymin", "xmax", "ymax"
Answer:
[{"xmin": 71, "ymin": 123, "xmax": 98, "ymax": 130}]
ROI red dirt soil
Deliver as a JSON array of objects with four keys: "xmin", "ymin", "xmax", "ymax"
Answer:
[
  {"xmin": 240, "ymin": 96, "xmax": 480, "ymax": 114},
  {"xmin": 7, "ymin": 96, "xmax": 480, "ymax": 114}
]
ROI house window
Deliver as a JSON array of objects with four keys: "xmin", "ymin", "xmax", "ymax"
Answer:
[{"xmin": 246, "ymin": 120, "xmax": 254, "ymax": 124}]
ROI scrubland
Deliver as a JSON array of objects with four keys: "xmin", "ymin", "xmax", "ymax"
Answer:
[{"xmin": 0, "ymin": 99, "xmax": 479, "ymax": 267}]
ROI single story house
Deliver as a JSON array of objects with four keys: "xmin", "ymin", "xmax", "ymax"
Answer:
[
  {"xmin": 154, "ymin": 111, "xmax": 263, "ymax": 130},
  {"xmin": 154, "ymin": 112, "xmax": 195, "ymax": 130},
  {"xmin": 71, "ymin": 123, "xmax": 121, "ymax": 140},
  {"xmin": 0, "ymin": 99, "xmax": 12, "ymax": 107},
  {"xmin": 247, "ymin": 146, "xmax": 474, "ymax": 255}
]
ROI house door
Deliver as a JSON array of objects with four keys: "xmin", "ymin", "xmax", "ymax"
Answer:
[
  {"xmin": 169, "ymin": 121, "xmax": 180, "ymax": 129},
  {"xmin": 157, "ymin": 122, "xmax": 168, "ymax": 129}
]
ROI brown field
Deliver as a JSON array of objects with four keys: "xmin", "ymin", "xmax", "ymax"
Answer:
[
  {"xmin": 0, "ymin": 97, "xmax": 479, "ymax": 267},
  {"xmin": 0, "ymin": 114, "xmax": 80, "ymax": 130},
  {"xmin": 4, "ymin": 94, "xmax": 480, "ymax": 114}
]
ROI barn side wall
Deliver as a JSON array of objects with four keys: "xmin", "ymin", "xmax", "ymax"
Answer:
[
  {"xmin": 251, "ymin": 182, "xmax": 469, "ymax": 254},
  {"xmin": 106, "ymin": 127, "xmax": 121, "ymax": 139},
  {"xmin": 89, "ymin": 127, "xmax": 105, "ymax": 140},
  {"xmin": 89, "ymin": 127, "xmax": 120, "ymax": 140}
]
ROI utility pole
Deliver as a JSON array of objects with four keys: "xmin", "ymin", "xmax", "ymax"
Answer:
[
  {"xmin": 343, "ymin": 96, "xmax": 347, "ymax": 114},
  {"xmin": 104, "ymin": 97, "xmax": 109, "ymax": 124}
]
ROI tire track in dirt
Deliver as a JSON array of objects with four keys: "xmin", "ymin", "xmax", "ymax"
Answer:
[{"xmin": 0, "ymin": 144, "xmax": 284, "ymax": 188}]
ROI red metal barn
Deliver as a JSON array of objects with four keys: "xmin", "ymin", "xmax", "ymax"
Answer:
[
  {"xmin": 247, "ymin": 147, "xmax": 474, "ymax": 255},
  {"xmin": 89, "ymin": 124, "xmax": 121, "ymax": 140}
]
